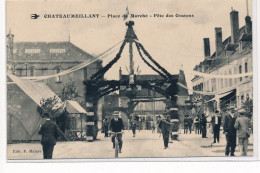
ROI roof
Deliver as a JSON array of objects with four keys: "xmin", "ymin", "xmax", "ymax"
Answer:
[
  {"xmin": 8, "ymin": 73, "xmax": 61, "ymax": 107},
  {"xmin": 239, "ymin": 33, "xmax": 252, "ymax": 42},
  {"xmin": 225, "ymin": 43, "xmax": 239, "ymax": 51},
  {"xmin": 60, "ymin": 100, "xmax": 87, "ymax": 114},
  {"xmin": 11, "ymin": 41, "xmax": 94, "ymax": 62},
  {"xmin": 192, "ymin": 25, "xmax": 252, "ymax": 81}
]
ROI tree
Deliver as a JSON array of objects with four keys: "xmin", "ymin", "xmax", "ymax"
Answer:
[
  {"xmin": 37, "ymin": 96, "xmax": 60, "ymax": 118},
  {"xmin": 60, "ymin": 80, "xmax": 85, "ymax": 107}
]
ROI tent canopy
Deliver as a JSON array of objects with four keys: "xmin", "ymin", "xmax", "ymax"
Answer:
[{"xmin": 60, "ymin": 100, "xmax": 87, "ymax": 114}]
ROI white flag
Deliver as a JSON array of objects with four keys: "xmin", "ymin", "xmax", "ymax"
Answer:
[{"xmin": 123, "ymin": 6, "xmax": 129, "ymax": 20}]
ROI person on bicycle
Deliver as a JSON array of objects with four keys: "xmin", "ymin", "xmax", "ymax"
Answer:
[{"xmin": 109, "ymin": 112, "xmax": 124, "ymax": 153}]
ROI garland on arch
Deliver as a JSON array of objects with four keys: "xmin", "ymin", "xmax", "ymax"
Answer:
[
  {"xmin": 135, "ymin": 42, "xmax": 168, "ymax": 80},
  {"xmin": 135, "ymin": 41, "xmax": 173, "ymax": 80},
  {"xmin": 91, "ymin": 41, "xmax": 127, "ymax": 80}
]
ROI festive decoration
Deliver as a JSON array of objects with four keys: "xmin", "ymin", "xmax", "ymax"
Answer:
[
  {"xmin": 135, "ymin": 41, "xmax": 172, "ymax": 79},
  {"xmin": 135, "ymin": 42, "xmax": 168, "ymax": 80},
  {"xmin": 91, "ymin": 41, "xmax": 127, "ymax": 80}
]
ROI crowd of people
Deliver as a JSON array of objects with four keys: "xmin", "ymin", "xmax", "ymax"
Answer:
[
  {"xmin": 100, "ymin": 105, "xmax": 252, "ymax": 156},
  {"xmin": 37, "ymin": 107, "xmax": 252, "ymax": 159}
]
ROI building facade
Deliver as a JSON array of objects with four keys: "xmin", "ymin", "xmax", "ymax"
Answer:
[
  {"xmin": 192, "ymin": 9, "xmax": 252, "ymax": 114},
  {"xmin": 6, "ymin": 33, "xmax": 102, "ymax": 107}
]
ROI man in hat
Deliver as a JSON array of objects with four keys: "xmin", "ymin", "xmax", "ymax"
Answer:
[
  {"xmin": 211, "ymin": 110, "xmax": 222, "ymax": 143},
  {"xmin": 130, "ymin": 114, "xmax": 138, "ymax": 137},
  {"xmin": 109, "ymin": 111, "xmax": 124, "ymax": 153},
  {"xmin": 38, "ymin": 112, "xmax": 59, "ymax": 159},
  {"xmin": 183, "ymin": 114, "xmax": 189, "ymax": 134},
  {"xmin": 158, "ymin": 115, "xmax": 171, "ymax": 149},
  {"xmin": 223, "ymin": 105, "xmax": 237, "ymax": 156},
  {"xmin": 201, "ymin": 114, "xmax": 208, "ymax": 138},
  {"xmin": 234, "ymin": 109, "xmax": 251, "ymax": 156}
]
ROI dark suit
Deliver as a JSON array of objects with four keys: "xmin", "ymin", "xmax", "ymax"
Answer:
[
  {"xmin": 183, "ymin": 117, "xmax": 189, "ymax": 134},
  {"xmin": 159, "ymin": 119, "xmax": 171, "ymax": 148},
  {"xmin": 211, "ymin": 115, "xmax": 222, "ymax": 143},
  {"xmin": 223, "ymin": 113, "xmax": 237, "ymax": 156},
  {"xmin": 38, "ymin": 119, "xmax": 59, "ymax": 159},
  {"xmin": 201, "ymin": 116, "xmax": 207, "ymax": 138},
  {"xmin": 234, "ymin": 116, "xmax": 251, "ymax": 156},
  {"xmin": 110, "ymin": 118, "xmax": 124, "ymax": 150}
]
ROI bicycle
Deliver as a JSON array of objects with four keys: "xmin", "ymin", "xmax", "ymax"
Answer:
[{"xmin": 110, "ymin": 131, "xmax": 124, "ymax": 158}]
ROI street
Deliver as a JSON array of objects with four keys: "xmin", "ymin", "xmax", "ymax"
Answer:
[{"xmin": 7, "ymin": 128, "xmax": 253, "ymax": 160}]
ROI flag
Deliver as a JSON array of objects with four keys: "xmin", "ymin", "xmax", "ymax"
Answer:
[{"xmin": 123, "ymin": 6, "xmax": 129, "ymax": 20}]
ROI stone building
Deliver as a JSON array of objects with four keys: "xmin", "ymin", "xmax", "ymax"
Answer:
[
  {"xmin": 6, "ymin": 32, "xmax": 102, "ymax": 106},
  {"xmin": 192, "ymin": 9, "xmax": 252, "ymax": 114}
]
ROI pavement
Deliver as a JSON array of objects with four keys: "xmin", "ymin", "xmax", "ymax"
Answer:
[{"xmin": 7, "ymin": 129, "xmax": 254, "ymax": 160}]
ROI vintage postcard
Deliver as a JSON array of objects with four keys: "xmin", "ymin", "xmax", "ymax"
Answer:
[{"xmin": 5, "ymin": 0, "xmax": 258, "ymax": 161}]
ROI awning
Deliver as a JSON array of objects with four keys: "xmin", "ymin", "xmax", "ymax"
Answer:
[
  {"xmin": 8, "ymin": 73, "xmax": 62, "ymax": 109},
  {"xmin": 205, "ymin": 91, "xmax": 233, "ymax": 103},
  {"xmin": 60, "ymin": 100, "xmax": 87, "ymax": 114}
]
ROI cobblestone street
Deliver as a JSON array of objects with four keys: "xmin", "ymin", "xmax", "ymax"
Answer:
[{"xmin": 7, "ymin": 129, "xmax": 254, "ymax": 160}]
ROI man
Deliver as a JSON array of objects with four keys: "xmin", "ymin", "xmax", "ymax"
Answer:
[
  {"xmin": 200, "ymin": 114, "xmax": 207, "ymax": 138},
  {"xmin": 109, "ymin": 112, "xmax": 124, "ymax": 153},
  {"xmin": 234, "ymin": 109, "xmax": 251, "ymax": 156},
  {"xmin": 38, "ymin": 112, "xmax": 59, "ymax": 159},
  {"xmin": 193, "ymin": 115, "xmax": 200, "ymax": 134},
  {"xmin": 183, "ymin": 115, "xmax": 189, "ymax": 134},
  {"xmin": 187, "ymin": 115, "xmax": 193, "ymax": 134},
  {"xmin": 103, "ymin": 118, "xmax": 109, "ymax": 137},
  {"xmin": 158, "ymin": 115, "xmax": 171, "ymax": 149},
  {"xmin": 211, "ymin": 110, "xmax": 222, "ymax": 143},
  {"xmin": 130, "ymin": 114, "xmax": 137, "ymax": 137},
  {"xmin": 223, "ymin": 106, "xmax": 237, "ymax": 156}
]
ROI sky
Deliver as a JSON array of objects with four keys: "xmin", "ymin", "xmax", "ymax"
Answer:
[{"xmin": 6, "ymin": 0, "xmax": 252, "ymax": 93}]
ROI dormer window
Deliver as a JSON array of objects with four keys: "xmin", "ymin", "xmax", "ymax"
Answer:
[
  {"xmin": 50, "ymin": 49, "xmax": 66, "ymax": 54},
  {"xmin": 25, "ymin": 49, "xmax": 41, "ymax": 54}
]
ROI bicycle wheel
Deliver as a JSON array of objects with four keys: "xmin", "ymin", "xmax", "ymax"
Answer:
[{"xmin": 115, "ymin": 139, "xmax": 119, "ymax": 158}]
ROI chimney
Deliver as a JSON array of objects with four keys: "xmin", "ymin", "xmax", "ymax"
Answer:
[
  {"xmin": 203, "ymin": 38, "xmax": 211, "ymax": 59},
  {"xmin": 215, "ymin": 27, "xmax": 222, "ymax": 57},
  {"xmin": 6, "ymin": 29, "xmax": 14, "ymax": 59},
  {"xmin": 245, "ymin": 16, "xmax": 252, "ymax": 33},
  {"xmin": 245, "ymin": 0, "xmax": 252, "ymax": 33},
  {"xmin": 119, "ymin": 67, "xmax": 122, "ymax": 80},
  {"xmin": 230, "ymin": 10, "xmax": 240, "ymax": 44}
]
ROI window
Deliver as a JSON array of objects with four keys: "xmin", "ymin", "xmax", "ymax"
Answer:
[
  {"xmin": 25, "ymin": 49, "xmax": 41, "ymax": 54},
  {"xmin": 224, "ymin": 71, "xmax": 228, "ymax": 88},
  {"xmin": 50, "ymin": 49, "xmax": 66, "ymax": 54},
  {"xmin": 245, "ymin": 62, "xmax": 248, "ymax": 78},
  {"xmin": 206, "ymin": 80, "xmax": 209, "ymax": 91},
  {"xmin": 56, "ymin": 67, "xmax": 62, "ymax": 82},
  {"xmin": 211, "ymin": 78, "xmax": 216, "ymax": 92},
  {"xmin": 234, "ymin": 67, "xmax": 238, "ymax": 84},
  {"xmin": 228, "ymin": 69, "xmax": 232, "ymax": 87},
  {"xmin": 241, "ymin": 95, "xmax": 244, "ymax": 101},
  {"xmin": 239, "ymin": 65, "xmax": 242, "ymax": 81},
  {"xmin": 29, "ymin": 66, "xmax": 36, "ymax": 76}
]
